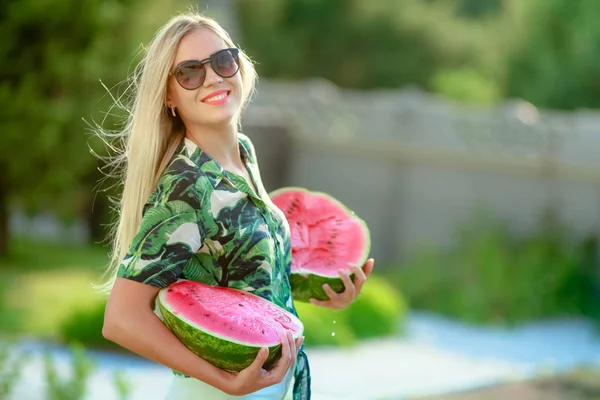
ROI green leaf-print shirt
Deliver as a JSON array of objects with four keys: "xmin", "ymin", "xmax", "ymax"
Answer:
[{"xmin": 117, "ymin": 133, "xmax": 311, "ymax": 399}]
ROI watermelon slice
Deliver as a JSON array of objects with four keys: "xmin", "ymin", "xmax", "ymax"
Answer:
[
  {"xmin": 270, "ymin": 187, "xmax": 371, "ymax": 302},
  {"xmin": 157, "ymin": 280, "xmax": 304, "ymax": 372}
]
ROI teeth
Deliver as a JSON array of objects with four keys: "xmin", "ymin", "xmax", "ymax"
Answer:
[{"xmin": 205, "ymin": 92, "xmax": 227, "ymax": 102}]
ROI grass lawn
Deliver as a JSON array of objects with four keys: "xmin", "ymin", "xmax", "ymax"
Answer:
[{"xmin": 0, "ymin": 239, "xmax": 110, "ymax": 340}]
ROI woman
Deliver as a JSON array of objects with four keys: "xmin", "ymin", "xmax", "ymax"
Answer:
[{"xmin": 100, "ymin": 12, "xmax": 374, "ymax": 400}]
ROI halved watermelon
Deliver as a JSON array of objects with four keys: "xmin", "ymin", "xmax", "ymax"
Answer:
[
  {"xmin": 270, "ymin": 187, "xmax": 371, "ymax": 302},
  {"xmin": 157, "ymin": 280, "xmax": 304, "ymax": 372}
]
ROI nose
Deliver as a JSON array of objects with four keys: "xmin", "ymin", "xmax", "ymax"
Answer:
[{"xmin": 202, "ymin": 63, "xmax": 223, "ymax": 87}]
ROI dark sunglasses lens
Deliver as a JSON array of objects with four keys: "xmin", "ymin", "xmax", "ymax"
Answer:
[
  {"xmin": 213, "ymin": 49, "xmax": 239, "ymax": 78},
  {"xmin": 175, "ymin": 63, "xmax": 206, "ymax": 89}
]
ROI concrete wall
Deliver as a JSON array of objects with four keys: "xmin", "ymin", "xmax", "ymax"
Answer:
[{"xmin": 242, "ymin": 80, "xmax": 600, "ymax": 265}]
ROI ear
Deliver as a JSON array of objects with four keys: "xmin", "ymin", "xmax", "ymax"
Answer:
[{"xmin": 165, "ymin": 84, "xmax": 175, "ymax": 108}]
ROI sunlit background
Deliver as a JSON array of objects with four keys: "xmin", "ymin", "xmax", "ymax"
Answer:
[{"xmin": 2, "ymin": 0, "xmax": 600, "ymax": 399}]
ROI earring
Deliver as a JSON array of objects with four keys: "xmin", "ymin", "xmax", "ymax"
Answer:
[{"xmin": 170, "ymin": 106, "xmax": 176, "ymax": 117}]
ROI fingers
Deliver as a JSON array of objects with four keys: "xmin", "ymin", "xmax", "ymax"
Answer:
[
  {"xmin": 349, "ymin": 263, "xmax": 367, "ymax": 294},
  {"xmin": 309, "ymin": 259, "xmax": 376, "ymax": 309},
  {"xmin": 268, "ymin": 331, "xmax": 292, "ymax": 383},
  {"xmin": 363, "ymin": 258, "xmax": 375, "ymax": 277},
  {"xmin": 249, "ymin": 346, "xmax": 270, "ymax": 372},
  {"xmin": 309, "ymin": 297, "xmax": 333, "ymax": 307},
  {"xmin": 338, "ymin": 269, "xmax": 356, "ymax": 300},
  {"xmin": 322, "ymin": 283, "xmax": 339, "ymax": 300},
  {"xmin": 295, "ymin": 335, "xmax": 304, "ymax": 351},
  {"xmin": 287, "ymin": 331, "xmax": 296, "ymax": 369}
]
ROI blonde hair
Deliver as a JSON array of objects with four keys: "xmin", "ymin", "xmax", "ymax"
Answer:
[{"xmin": 96, "ymin": 12, "xmax": 257, "ymax": 293}]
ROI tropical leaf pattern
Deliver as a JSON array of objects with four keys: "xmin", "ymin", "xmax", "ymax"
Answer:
[{"xmin": 116, "ymin": 133, "xmax": 311, "ymax": 399}]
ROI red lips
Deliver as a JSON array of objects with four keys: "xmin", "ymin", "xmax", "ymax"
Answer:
[{"xmin": 201, "ymin": 89, "xmax": 230, "ymax": 102}]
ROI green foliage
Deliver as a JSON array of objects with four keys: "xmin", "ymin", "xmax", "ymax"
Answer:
[
  {"xmin": 454, "ymin": 0, "xmax": 503, "ymax": 19},
  {"xmin": 236, "ymin": 0, "xmax": 457, "ymax": 90},
  {"xmin": 44, "ymin": 343, "xmax": 96, "ymax": 400},
  {"xmin": 0, "ymin": 0, "xmax": 193, "ymax": 252},
  {"xmin": 295, "ymin": 276, "xmax": 407, "ymax": 346},
  {"xmin": 0, "ymin": 237, "xmax": 109, "ymax": 272},
  {"xmin": 60, "ymin": 301, "xmax": 111, "ymax": 349},
  {"xmin": 392, "ymin": 212, "xmax": 600, "ymax": 326},
  {"xmin": 294, "ymin": 302, "xmax": 357, "ymax": 347},
  {"xmin": 0, "ymin": 339, "xmax": 29, "ymax": 398},
  {"xmin": 113, "ymin": 369, "xmax": 132, "ymax": 400},
  {"xmin": 345, "ymin": 275, "xmax": 407, "ymax": 340},
  {"xmin": 0, "ymin": 279, "xmax": 23, "ymax": 333},
  {"xmin": 0, "ymin": 0, "xmax": 137, "ymax": 216},
  {"xmin": 430, "ymin": 67, "xmax": 502, "ymax": 105},
  {"xmin": 236, "ymin": 0, "xmax": 600, "ymax": 110},
  {"xmin": 505, "ymin": 0, "xmax": 600, "ymax": 109},
  {"xmin": 43, "ymin": 343, "xmax": 132, "ymax": 400}
]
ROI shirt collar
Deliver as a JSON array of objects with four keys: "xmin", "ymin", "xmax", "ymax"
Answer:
[
  {"xmin": 180, "ymin": 135, "xmax": 251, "ymax": 174},
  {"xmin": 178, "ymin": 135, "xmax": 260, "ymax": 201}
]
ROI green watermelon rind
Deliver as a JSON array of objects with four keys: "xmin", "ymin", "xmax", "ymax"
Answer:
[
  {"xmin": 269, "ymin": 186, "xmax": 372, "ymax": 303},
  {"xmin": 157, "ymin": 288, "xmax": 298, "ymax": 372}
]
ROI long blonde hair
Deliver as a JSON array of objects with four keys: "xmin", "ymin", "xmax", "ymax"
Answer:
[{"xmin": 96, "ymin": 12, "xmax": 257, "ymax": 293}]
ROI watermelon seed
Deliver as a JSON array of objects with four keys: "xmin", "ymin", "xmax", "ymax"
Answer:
[
  {"xmin": 203, "ymin": 313, "xmax": 210, "ymax": 317},
  {"xmin": 261, "ymin": 329, "xmax": 265, "ymax": 335},
  {"xmin": 238, "ymin": 303, "xmax": 244, "ymax": 307}
]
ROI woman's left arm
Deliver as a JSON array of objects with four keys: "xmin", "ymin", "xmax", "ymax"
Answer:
[{"xmin": 309, "ymin": 258, "xmax": 375, "ymax": 310}]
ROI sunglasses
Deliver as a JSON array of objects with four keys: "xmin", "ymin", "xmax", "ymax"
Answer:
[{"xmin": 170, "ymin": 48, "xmax": 240, "ymax": 90}]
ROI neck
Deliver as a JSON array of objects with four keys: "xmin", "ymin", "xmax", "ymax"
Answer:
[{"xmin": 184, "ymin": 120, "xmax": 241, "ymax": 166}]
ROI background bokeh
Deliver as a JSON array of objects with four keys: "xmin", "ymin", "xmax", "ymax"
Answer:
[{"xmin": 2, "ymin": 0, "xmax": 600, "ymax": 399}]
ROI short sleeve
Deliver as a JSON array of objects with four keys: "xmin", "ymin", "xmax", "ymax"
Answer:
[{"xmin": 117, "ymin": 169, "xmax": 204, "ymax": 288}]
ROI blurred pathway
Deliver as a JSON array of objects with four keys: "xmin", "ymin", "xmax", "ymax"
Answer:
[{"xmin": 8, "ymin": 312, "xmax": 600, "ymax": 400}]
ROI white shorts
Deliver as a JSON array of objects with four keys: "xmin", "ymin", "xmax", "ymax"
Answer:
[{"xmin": 164, "ymin": 368, "xmax": 295, "ymax": 400}]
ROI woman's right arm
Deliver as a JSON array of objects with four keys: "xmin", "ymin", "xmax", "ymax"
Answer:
[
  {"xmin": 102, "ymin": 277, "xmax": 231, "ymax": 390},
  {"xmin": 103, "ymin": 278, "xmax": 302, "ymax": 396}
]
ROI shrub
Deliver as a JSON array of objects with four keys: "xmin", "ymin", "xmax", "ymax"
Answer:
[
  {"xmin": 0, "ymin": 339, "xmax": 29, "ymax": 398},
  {"xmin": 43, "ymin": 343, "xmax": 132, "ymax": 400},
  {"xmin": 44, "ymin": 343, "xmax": 95, "ymax": 400},
  {"xmin": 392, "ymin": 212, "xmax": 600, "ymax": 326},
  {"xmin": 345, "ymin": 275, "xmax": 407, "ymax": 340},
  {"xmin": 295, "ymin": 274, "xmax": 408, "ymax": 346},
  {"xmin": 0, "ymin": 280, "xmax": 23, "ymax": 334},
  {"xmin": 59, "ymin": 300, "xmax": 112, "ymax": 349},
  {"xmin": 294, "ymin": 302, "xmax": 356, "ymax": 347}
]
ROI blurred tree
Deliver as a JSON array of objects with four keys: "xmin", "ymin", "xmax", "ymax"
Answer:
[
  {"xmin": 423, "ymin": 0, "xmax": 503, "ymax": 18},
  {"xmin": 0, "ymin": 0, "xmax": 138, "ymax": 256},
  {"xmin": 454, "ymin": 0, "xmax": 503, "ymax": 19},
  {"xmin": 504, "ymin": 0, "xmax": 600, "ymax": 109},
  {"xmin": 236, "ymin": 0, "xmax": 458, "ymax": 90}
]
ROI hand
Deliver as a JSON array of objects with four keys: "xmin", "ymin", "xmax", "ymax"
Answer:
[
  {"xmin": 222, "ymin": 330, "xmax": 303, "ymax": 396},
  {"xmin": 309, "ymin": 258, "xmax": 375, "ymax": 310}
]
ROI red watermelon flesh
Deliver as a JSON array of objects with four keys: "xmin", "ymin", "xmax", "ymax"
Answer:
[
  {"xmin": 163, "ymin": 280, "xmax": 302, "ymax": 345},
  {"xmin": 157, "ymin": 280, "xmax": 304, "ymax": 371},
  {"xmin": 271, "ymin": 188, "xmax": 370, "ymax": 277}
]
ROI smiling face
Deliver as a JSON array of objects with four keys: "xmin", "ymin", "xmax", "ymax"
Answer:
[{"xmin": 167, "ymin": 28, "xmax": 243, "ymax": 128}]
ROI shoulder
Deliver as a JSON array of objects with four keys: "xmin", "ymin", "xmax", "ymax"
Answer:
[{"xmin": 148, "ymin": 153, "xmax": 202, "ymax": 208}]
